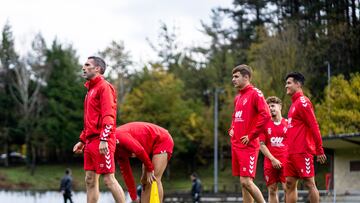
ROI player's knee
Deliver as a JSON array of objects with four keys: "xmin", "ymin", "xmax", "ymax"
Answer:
[
  {"xmin": 85, "ymin": 174, "xmax": 95, "ymax": 187},
  {"xmin": 268, "ymin": 185, "xmax": 278, "ymax": 195},
  {"xmin": 103, "ymin": 175, "xmax": 116, "ymax": 188},
  {"xmin": 285, "ymin": 180, "xmax": 295, "ymax": 190},
  {"xmin": 304, "ymin": 180, "xmax": 317, "ymax": 190},
  {"xmin": 240, "ymin": 180, "xmax": 252, "ymax": 189},
  {"xmin": 154, "ymin": 171, "xmax": 163, "ymax": 181}
]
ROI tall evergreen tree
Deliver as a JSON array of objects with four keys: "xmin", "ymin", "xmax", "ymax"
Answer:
[
  {"xmin": 37, "ymin": 41, "xmax": 84, "ymax": 162},
  {"xmin": 0, "ymin": 22, "xmax": 19, "ymax": 167}
]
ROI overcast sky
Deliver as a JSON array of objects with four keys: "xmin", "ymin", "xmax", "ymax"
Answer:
[{"xmin": 0, "ymin": 0, "xmax": 233, "ymax": 66}]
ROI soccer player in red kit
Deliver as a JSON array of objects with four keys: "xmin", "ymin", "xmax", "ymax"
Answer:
[
  {"xmin": 284, "ymin": 72, "xmax": 326, "ymax": 203},
  {"xmin": 115, "ymin": 122, "xmax": 174, "ymax": 203},
  {"xmin": 229, "ymin": 64, "xmax": 271, "ymax": 203},
  {"xmin": 73, "ymin": 56, "xmax": 125, "ymax": 203},
  {"xmin": 259, "ymin": 96, "xmax": 287, "ymax": 203}
]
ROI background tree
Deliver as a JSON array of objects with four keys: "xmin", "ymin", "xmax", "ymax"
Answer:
[
  {"xmin": 248, "ymin": 25, "xmax": 309, "ymax": 111},
  {"xmin": 99, "ymin": 40, "xmax": 133, "ymax": 122},
  {"xmin": 37, "ymin": 41, "xmax": 83, "ymax": 163},
  {"xmin": 316, "ymin": 73, "xmax": 360, "ymax": 136},
  {"xmin": 121, "ymin": 67, "xmax": 209, "ymax": 171},
  {"xmin": 0, "ymin": 22, "xmax": 19, "ymax": 167}
]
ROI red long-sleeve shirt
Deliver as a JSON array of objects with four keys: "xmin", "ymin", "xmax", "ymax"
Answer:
[
  {"xmin": 229, "ymin": 85, "xmax": 271, "ymax": 150},
  {"xmin": 115, "ymin": 122, "xmax": 170, "ymax": 200},
  {"xmin": 79, "ymin": 75, "xmax": 117, "ymax": 145},
  {"xmin": 287, "ymin": 91, "xmax": 324, "ymax": 155},
  {"xmin": 115, "ymin": 132, "xmax": 153, "ymax": 201}
]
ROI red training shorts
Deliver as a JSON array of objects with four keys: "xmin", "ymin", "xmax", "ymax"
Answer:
[
  {"xmin": 84, "ymin": 138, "xmax": 116, "ymax": 174},
  {"xmin": 153, "ymin": 132, "xmax": 174, "ymax": 161},
  {"xmin": 284, "ymin": 153, "xmax": 315, "ymax": 178},
  {"xmin": 232, "ymin": 147, "xmax": 259, "ymax": 178},
  {"xmin": 263, "ymin": 157, "xmax": 286, "ymax": 186}
]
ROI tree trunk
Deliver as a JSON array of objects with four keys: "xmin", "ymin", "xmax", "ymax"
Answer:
[
  {"xmin": 351, "ymin": 0, "xmax": 357, "ymax": 26},
  {"xmin": 30, "ymin": 143, "xmax": 36, "ymax": 176},
  {"xmin": 4, "ymin": 139, "xmax": 9, "ymax": 167}
]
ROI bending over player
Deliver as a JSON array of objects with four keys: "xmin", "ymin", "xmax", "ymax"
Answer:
[{"xmin": 115, "ymin": 122, "xmax": 174, "ymax": 203}]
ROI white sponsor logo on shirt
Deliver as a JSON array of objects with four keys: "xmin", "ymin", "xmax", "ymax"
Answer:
[
  {"xmin": 235, "ymin": 110, "xmax": 244, "ymax": 122},
  {"xmin": 270, "ymin": 137, "xmax": 285, "ymax": 147}
]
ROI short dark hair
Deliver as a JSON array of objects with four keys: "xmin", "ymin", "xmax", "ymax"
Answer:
[
  {"xmin": 232, "ymin": 64, "xmax": 252, "ymax": 78},
  {"xmin": 266, "ymin": 96, "xmax": 282, "ymax": 106},
  {"xmin": 65, "ymin": 168, "xmax": 71, "ymax": 175},
  {"xmin": 285, "ymin": 72, "xmax": 305, "ymax": 86},
  {"xmin": 88, "ymin": 56, "xmax": 106, "ymax": 74},
  {"xmin": 191, "ymin": 172, "xmax": 198, "ymax": 178}
]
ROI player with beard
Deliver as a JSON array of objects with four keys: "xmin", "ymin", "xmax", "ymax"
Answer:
[{"xmin": 259, "ymin": 96, "xmax": 288, "ymax": 203}]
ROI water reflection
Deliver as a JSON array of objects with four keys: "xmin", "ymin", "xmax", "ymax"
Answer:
[{"xmin": 0, "ymin": 190, "xmax": 131, "ymax": 203}]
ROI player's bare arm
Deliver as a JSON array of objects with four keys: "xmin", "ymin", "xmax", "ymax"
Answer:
[{"xmin": 260, "ymin": 141, "xmax": 282, "ymax": 169}]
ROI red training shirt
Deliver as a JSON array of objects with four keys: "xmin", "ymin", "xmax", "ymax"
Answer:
[
  {"xmin": 230, "ymin": 85, "xmax": 271, "ymax": 150},
  {"xmin": 115, "ymin": 122, "xmax": 171, "ymax": 200},
  {"xmin": 79, "ymin": 75, "xmax": 117, "ymax": 145},
  {"xmin": 287, "ymin": 91, "xmax": 324, "ymax": 155},
  {"xmin": 259, "ymin": 118, "xmax": 288, "ymax": 160}
]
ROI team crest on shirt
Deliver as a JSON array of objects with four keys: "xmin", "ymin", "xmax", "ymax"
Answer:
[
  {"xmin": 283, "ymin": 127, "xmax": 287, "ymax": 133},
  {"xmin": 243, "ymin": 167, "xmax": 247, "ymax": 171},
  {"xmin": 267, "ymin": 128, "xmax": 272, "ymax": 135},
  {"xmin": 235, "ymin": 110, "xmax": 244, "ymax": 122},
  {"xmin": 243, "ymin": 98, "xmax": 248, "ymax": 105}
]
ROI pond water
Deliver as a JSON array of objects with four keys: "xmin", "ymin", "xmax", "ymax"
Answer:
[{"xmin": 0, "ymin": 190, "xmax": 132, "ymax": 203}]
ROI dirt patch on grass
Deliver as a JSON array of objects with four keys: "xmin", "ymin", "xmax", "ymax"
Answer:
[
  {"xmin": 16, "ymin": 181, "xmax": 33, "ymax": 189},
  {"xmin": 0, "ymin": 172, "xmax": 12, "ymax": 189}
]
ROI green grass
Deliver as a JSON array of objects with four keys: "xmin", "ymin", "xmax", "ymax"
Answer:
[
  {"xmin": 0, "ymin": 163, "xmax": 85, "ymax": 190},
  {"xmin": 0, "ymin": 158, "xmax": 328, "ymax": 192},
  {"xmin": 0, "ymin": 161, "xmax": 237, "ymax": 192}
]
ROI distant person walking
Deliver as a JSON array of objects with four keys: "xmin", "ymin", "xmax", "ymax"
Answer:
[
  {"xmin": 190, "ymin": 173, "xmax": 201, "ymax": 203},
  {"xmin": 60, "ymin": 168, "xmax": 74, "ymax": 203}
]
